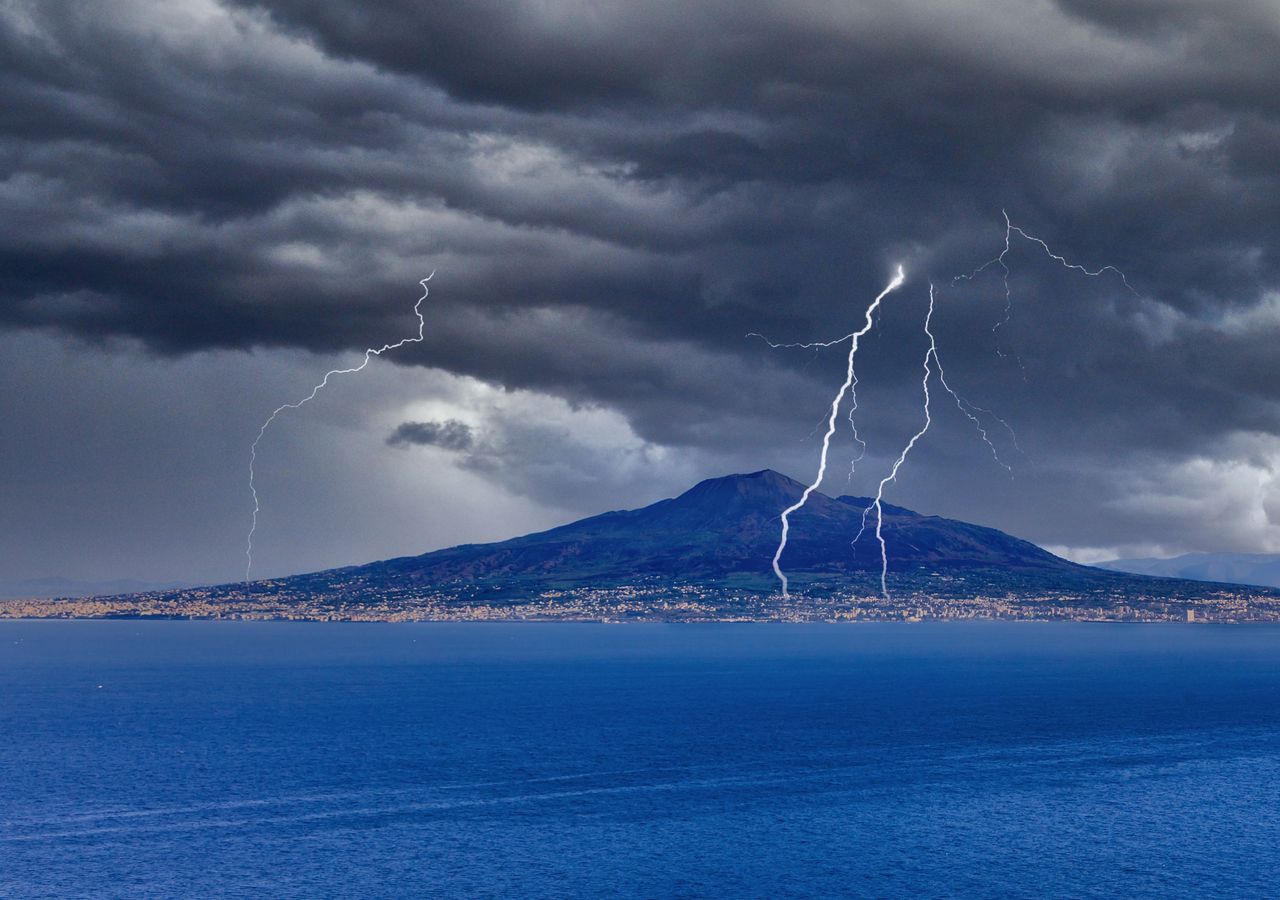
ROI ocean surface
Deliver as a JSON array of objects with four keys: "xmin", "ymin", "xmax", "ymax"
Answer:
[{"xmin": 1, "ymin": 622, "xmax": 1279, "ymax": 898}]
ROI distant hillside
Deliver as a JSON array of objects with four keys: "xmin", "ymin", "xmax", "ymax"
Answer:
[
  {"xmin": 0, "ymin": 576, "xmax": 193, "ymax": 601},
  {"xmin": 1099, "ymin": 553, "xmax": 1280, "ymax": 589}
]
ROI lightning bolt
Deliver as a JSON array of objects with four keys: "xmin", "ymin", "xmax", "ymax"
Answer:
[
  {"xmin": 767, "ymin": 265, "xmax": 906, "ymax": 600},
  {"xmin": 943, "ymin": 208, "xmax": 1136, "ymax": 467},
  {"xmin": 762, "ymin": 211, "xmax": 1136, "ymax": 600},
  {"xmin": 933, "ymin": 345, "xmax": 1013, "ymax": 474},
  {"xmin": 845, "ymin": 373, "xmax": 867, "ymax": 481},
  {"xmin": 245, "ymin": 274, "xmax": 434, "ymax": 583},
  {"xmin": 955, "ymin": 209, "xmax": 1138, "ymax": 355},
  {"xmin": 955, "ymin": 209, "xmax": 1015, "ymax": 351},
  {"xmin": 863, "ymin": 285, "xmax": 937, "ymax": 599},
  {"xmin": 846, "ymin": 284, "xmax": 1013, "ymax": 597},
  {"xmin": 758, "ymin": 272, "xmax": 1004, "ymax": 599}
]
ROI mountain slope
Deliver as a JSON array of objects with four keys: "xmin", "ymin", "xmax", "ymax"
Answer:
[
  {"xmin": 0, "ymin": 576, "xmax": 195, "ymax": 601},
  {"xmin": 276, "ymin": 469, "xmax": 1089, "ymax": 595},
  {"xmin": 1099, "ymin": 553, "xmax": 1280, "ymax": 589}
]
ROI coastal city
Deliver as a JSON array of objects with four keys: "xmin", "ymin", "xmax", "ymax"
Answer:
[{"xmin": 4, "ymin": 579, "xmax": 1278, "ymax": 623}]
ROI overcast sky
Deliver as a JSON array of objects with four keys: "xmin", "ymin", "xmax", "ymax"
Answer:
[{"xmin": 4, "ymin": 0, "xmax": 1280, "ymax": 585}]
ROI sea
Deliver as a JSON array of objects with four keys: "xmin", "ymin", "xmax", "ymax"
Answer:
[{"xmin": 1, "ymin": 621, "xmax": 1278, "ymax": 898}]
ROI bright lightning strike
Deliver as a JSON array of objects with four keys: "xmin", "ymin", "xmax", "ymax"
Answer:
[
  {"xmin": 863, "ymin": 285, "xmax": 937, "ymax": 599},
  {"xmin": 245, "ymin": 274, "xmax": 434, "ymax": 583},
  {"xmin": 845, "ymin": 285, "xmax": 941, "ymax": 598},
  {"xmin": 761, "ymin": 210, "xmax": 1137, "ymax": 601},
  {"xmin": 766, "ymin": 265, "xmax": 906, "ymax": 600},
  {"xmin": 760, "ymin": 272, "xmax": 998, "ymax": 599}
]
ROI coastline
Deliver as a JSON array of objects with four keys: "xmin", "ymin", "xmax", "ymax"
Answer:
[{"xmin": 4, "ymin": 592, "xmax": 1278, "ymax": 624}]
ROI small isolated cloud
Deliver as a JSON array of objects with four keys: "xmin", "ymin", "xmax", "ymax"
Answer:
[
  {"xmin": 383, "ymin": 378, "xmax": 718, "ymax": 513},
  {"xmin": 386, "ymin": 419, "xmax": 475, "ymax": 451}
]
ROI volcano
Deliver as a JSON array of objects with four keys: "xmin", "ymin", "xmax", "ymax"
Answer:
[{"xmin": 266, "ymin": 469, "xmax": 1093, "ymax": 597}]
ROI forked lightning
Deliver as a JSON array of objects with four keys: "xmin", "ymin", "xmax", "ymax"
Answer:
[
  {"xmin": 245, "ymin": 275, "xmax": 434, "ymax": 582},
  {"xmin": 763, "ymin": 213, "xmax": 1136, "ymax": 599}
]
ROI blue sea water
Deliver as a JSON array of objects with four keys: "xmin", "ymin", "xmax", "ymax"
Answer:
[{"xmin": 1, "ymin": 622, "xmax": 1279, "ymax": 898}]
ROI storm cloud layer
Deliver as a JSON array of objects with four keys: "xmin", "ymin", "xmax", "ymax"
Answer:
[{"xmin": 3, "ymin": 0, "xmax": 1280, "ymax": 582}]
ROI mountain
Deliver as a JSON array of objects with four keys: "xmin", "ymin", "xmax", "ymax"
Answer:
[
  {"xmin": 273, "ymin": 469, "xmax": 1092, "ymax": 596},
  {"xmin": 13, "ymin": 469, "xmax": 1279, "ymax": 623},
  {"xmin": 1099, "ymin": 553, "xmax": 1280, "ymax": 589}
]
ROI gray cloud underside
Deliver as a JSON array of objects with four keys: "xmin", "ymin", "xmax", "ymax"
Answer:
[
  {"xmin": 4, "ymin": 0, "xmax": 1280, "ymax": 556},
  {"xmin": 387, "ymin": 418, "xmax": 474, "ymax": 451}
]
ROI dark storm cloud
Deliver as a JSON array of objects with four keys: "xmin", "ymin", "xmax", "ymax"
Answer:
[
  {"xmin": 4, "ymin": 0, "xmax": 1280, "ymax": 555},
  {"xmin": 386, "ymin": 419, "xmax": 474, "ymax": 451}
]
